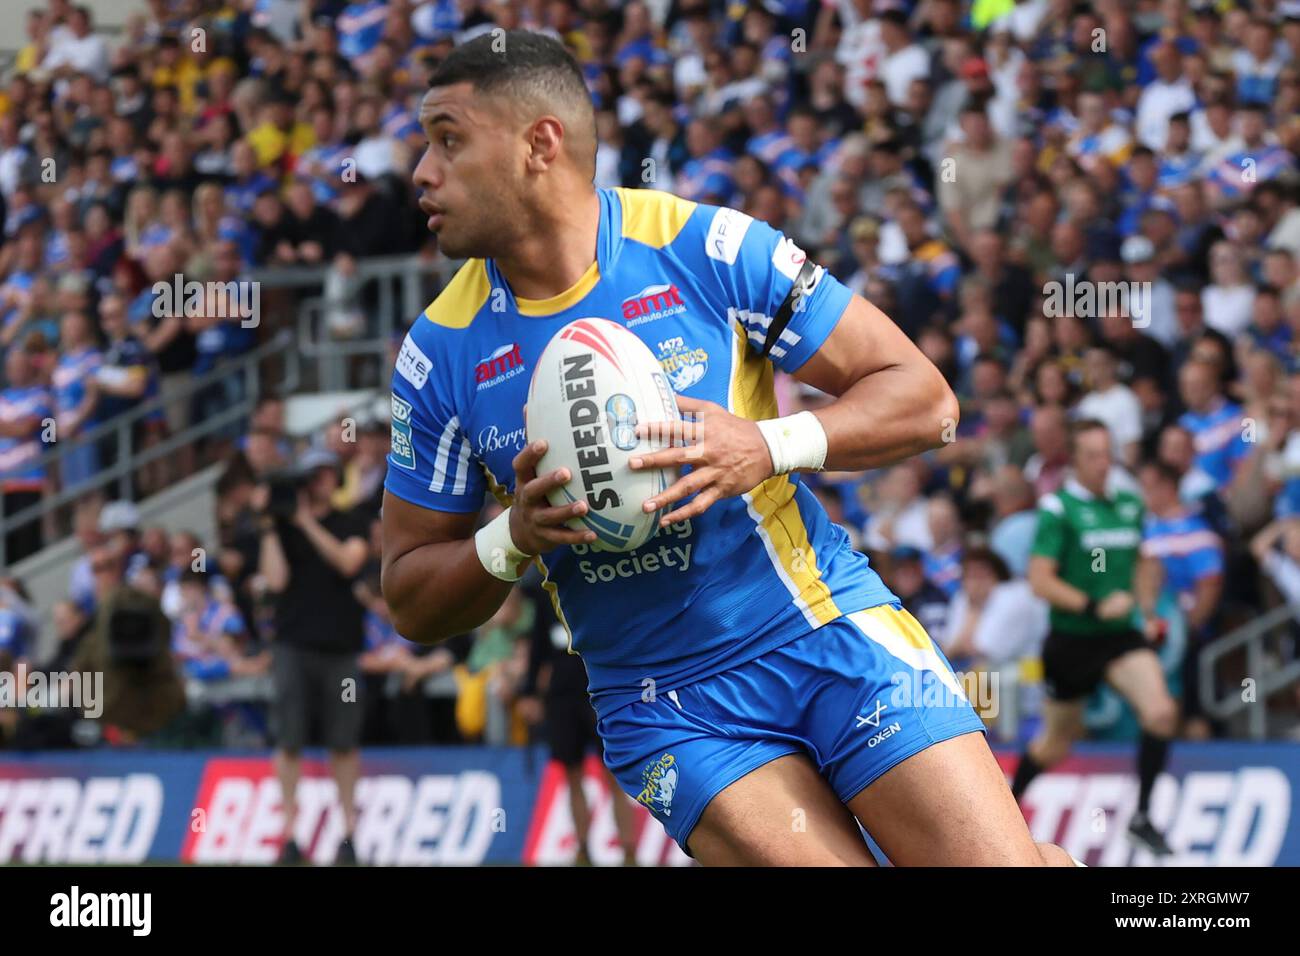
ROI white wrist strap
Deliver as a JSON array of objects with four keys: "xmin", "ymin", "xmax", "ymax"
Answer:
[
  {"xmin": 756, "ymin": 410, "xmax": 828, "ymax": 475},
  {"xmin": 475, "ymin": 507, "xmax": 533, "ymax": 582}
]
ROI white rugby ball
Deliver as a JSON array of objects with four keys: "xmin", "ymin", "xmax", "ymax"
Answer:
[{"xmin": 525, "ymin": 317, "xmax": 681, "ymax": 552}]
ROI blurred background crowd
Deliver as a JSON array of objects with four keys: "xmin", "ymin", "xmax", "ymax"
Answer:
[{"xmin": 0, "ymin": 0, "xmax": 1299, "ymax": 757}]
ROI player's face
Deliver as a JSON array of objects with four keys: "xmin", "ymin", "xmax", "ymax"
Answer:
[{"xmin": 413, "ymin": 83, "xmax": 525, "ymax": 259}]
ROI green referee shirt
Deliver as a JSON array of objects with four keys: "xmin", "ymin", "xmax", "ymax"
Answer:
[{"xmin": 1031, "ymin": 477, "xmax": 1145, "ymax": 635}]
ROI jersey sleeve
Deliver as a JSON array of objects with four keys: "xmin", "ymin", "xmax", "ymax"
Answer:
[
  {"xmin": 695, "ymin": 205, "xmax": 853, "ymax": 374},
  {"xmin": 1029, "ymin": 495, "xmax": 1065, "ymax": 561},
  {"xmin": 384, "ymin": 329, "xmax": 486, "ymax": 513}
]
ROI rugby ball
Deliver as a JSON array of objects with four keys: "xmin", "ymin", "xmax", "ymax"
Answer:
[{"xmin": 526, "ymin": 317, "xmax": 681, "ymax": 552}]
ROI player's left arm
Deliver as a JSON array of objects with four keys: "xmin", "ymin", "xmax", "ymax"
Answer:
[
  {"xmin": 784, "ymin": 294, "xmax": 959, "ymax": 470},
  {"xmin": 632, "ymin": 294, "xmax": 958, "ymax": 526}
]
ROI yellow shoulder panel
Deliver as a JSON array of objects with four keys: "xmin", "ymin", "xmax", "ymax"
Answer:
[
  {"xmin": 423, "ymin": 259, "xmax": 491, "ymax": 329},
  {"xmin": 615, "ymin": 188, "xmax": 697, "ymax": 249}
]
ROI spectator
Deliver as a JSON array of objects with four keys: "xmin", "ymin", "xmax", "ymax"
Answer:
[
  {"xmin": 1202, "ymin": 241, "xmax": 1258, "ymax": 338},
  {"xmin": 988, "ymin": 465, "xmax": 1039, "ymax": 577},
  {"xmin": 881, "ymin": 544, "xmax": 951, "ymax": 646},
  {"xmin": 941, "ymin": 546, "xmax": 1048, "ymax": 676},
  {"xmin": 1251, "ymin": 517, "xmax": 1300, "ymax": 607},
  {"xmin": 864, "ymin": 463, "xmax": 933, "ymax": 555},
  {"xmin": 0, "ymin": 348, "xmax": 53, "ymax": 562},
  {"xmin": 50, "ymin": 309, "xmax": 100, "ymax": 490},
  {"xmin": 922, "ymin": 494, "xmax": 964, "ymax": 598},
  {"xmin": 69, "ymin": 544, "xmax": 185, "ymax": 744},
  {"xmin": 170, "ymin": 567, "xmax": 265, "ymax": 682},
  {"xmin": 1177, "ymin": 358, "xmax": 1249, "ymax": 488},
  {"xmin": 938, "ymin": 103, "xmax": 1015, "ymax": 252},
  {"xmin": 253, "ymin": 447, "xmax": 369, "ymax": 865},
  {"xmin": 93, "ymin": 292, "xmax": 161, "ymax": 493},
  {"xmin": 1076, "ymin": 345, "xmax": 1144, "ymax": 468}
]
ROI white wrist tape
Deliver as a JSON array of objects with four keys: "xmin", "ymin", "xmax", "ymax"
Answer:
[
  {"xmin": 475, "ymin": 507, "xmax": 533, "ymax": 582},
  {"xmin": 756, "ymin": 411, "xmax": 828, "ymax": 475}
]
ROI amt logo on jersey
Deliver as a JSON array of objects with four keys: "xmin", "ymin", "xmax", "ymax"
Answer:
[
  {"xmin": 621, "ymin": 284, "xmax": 686, "ymax": 326},
  {"xmin": 475, "ymin": 343, "xmax": 525, "ymax": 390}
]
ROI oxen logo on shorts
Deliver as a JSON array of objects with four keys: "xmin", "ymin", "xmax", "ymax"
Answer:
[{"xmin": 637, "ymin": 752, "xmax": 678, "ymax": 817}]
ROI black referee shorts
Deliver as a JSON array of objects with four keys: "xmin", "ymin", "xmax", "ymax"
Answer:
[
  {"xmin": 1041, "ymin": 628, "xmax": 1150, "ymax": 702},
  {"xmin": 546, "ymin": 694, "xmax": 601, "ymax": 767}
]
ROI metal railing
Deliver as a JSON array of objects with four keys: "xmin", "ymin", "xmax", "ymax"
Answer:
[
  {"xmin": 0, "ymin": 254, "xmax": 452, "ymax": 568},
  {"xmin": 0, "ymin": 329, "xmax": 300, "ymax": 567},
  {"xmin": 1199, "ymin": 603, "xmax": 1300, "ymax": 739},
  {"xmin": 251, "ymin": 253, "xmax": 454, "ymax": 390}
]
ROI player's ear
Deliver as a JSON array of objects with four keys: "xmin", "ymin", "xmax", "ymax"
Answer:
[{"xmin": 526, "ymin": 116, "xmax": 564, "ymax": 171}]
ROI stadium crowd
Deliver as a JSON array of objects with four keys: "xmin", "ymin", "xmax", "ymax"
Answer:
[{"xmin": 2, "ymin": 0, "xmax": 1300, "ymax": 754}]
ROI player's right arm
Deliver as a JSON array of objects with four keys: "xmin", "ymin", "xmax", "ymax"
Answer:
[
  {"xmin": 381, "ymin": 494, "xmax": 510, "ymax": 644},
  {"xmin": 382, "ymin": 441, "xmax": 596, "ymax": 645}
]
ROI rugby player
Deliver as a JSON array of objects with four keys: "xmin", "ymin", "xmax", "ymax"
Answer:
[{"xmin": 382, "ymin": 31, "xmax": 1074, "ymax": 866}]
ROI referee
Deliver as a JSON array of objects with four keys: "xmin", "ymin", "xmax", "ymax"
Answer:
[
  {"xmin": 518, "ymin": 571, "xmax": 639, "ymax": 865},
  {"xmin": 1010, "ymin": 419, "xmax": 1177, "ymax": 857}
]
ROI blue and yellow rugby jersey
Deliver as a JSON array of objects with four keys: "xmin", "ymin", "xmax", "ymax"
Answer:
[{"xmin": 385, "ymin": 187, "xmax": 897, "ymax": 718}]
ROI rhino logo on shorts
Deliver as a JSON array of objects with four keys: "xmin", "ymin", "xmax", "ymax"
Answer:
[{"xmin": 637, "ymin": 753, "xmax": 678, "ymax": 817}]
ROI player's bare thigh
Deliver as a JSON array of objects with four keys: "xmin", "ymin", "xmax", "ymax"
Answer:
[
  {"xmin": 687, "ymin": 753, "xmax": 879, "ymax": 866},
  {"xmin": 847, "ymin": 731, "xmax": 1049, "ymax": 865}
]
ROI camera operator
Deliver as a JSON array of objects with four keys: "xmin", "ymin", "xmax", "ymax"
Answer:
[
  {"xmin": 69, "ymin": 544, "xmax": 185, "ymax": 746},
  {"xmin": 253, "ymin": 448, "xmax": 369, "ymax": 866}
]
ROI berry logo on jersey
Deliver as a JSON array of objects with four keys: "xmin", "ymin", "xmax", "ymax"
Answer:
[
  {"xmin": 636, "ymin": 753, "xmax": 678, "ymax": 817},
  {"xmin": 621, "ymin": 283, "xmax": 686, "ymax": 327},
  {"xmin": 656, "ymin": 337, "xmax": 709, "ymax": 392},
  {"xmin": 476, "ymin": 423, "xmax": 527, "ymax": 456},
  {"xmin": 390, "ymin": 394, "xmax": 416, "ymax": 470},
  {"xmin": 476, "ymin": 343, "xmax": 526, "ymax": 391}
]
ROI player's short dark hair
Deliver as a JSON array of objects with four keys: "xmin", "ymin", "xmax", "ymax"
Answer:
[
  {"xmin": 428, "ymin": 30, "xmax": 595, "ymax": 167},
  {"xmin": 1068, "ymin": 417, "xmax": 1110, "ymax": 456},
  {"xmin": 429, "ymin": 30, "xmax": 589, "ymax": 107}
]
